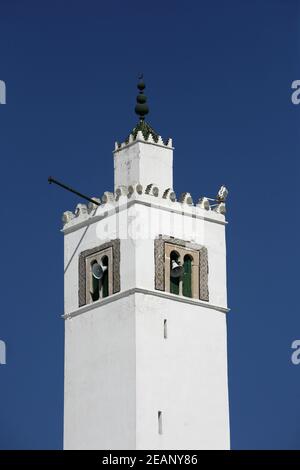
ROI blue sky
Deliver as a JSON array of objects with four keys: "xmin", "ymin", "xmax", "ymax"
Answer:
[{"xmin": 0, "ymin": 0, "xmax": 299, "ymax": 449}]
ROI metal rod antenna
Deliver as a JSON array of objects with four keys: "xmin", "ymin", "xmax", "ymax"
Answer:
[{"xmin": 48, "ymin": 176, "xmax": 101, "ymax": 206}]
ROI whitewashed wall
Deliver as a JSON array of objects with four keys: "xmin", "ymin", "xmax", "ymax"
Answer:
[
  {"xmin": 114, "ymin": 140, "xmax": 173, "ymax": 191},
  {"xmin": 64, "ymin": 294, "xmax": 136, "ymax": 450},
  {"xmin": 63, "ymin": 197, "xmax": 230, "ymax": 449}
]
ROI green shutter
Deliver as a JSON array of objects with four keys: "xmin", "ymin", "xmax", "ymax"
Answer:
[
  {"xmin": 170, "ymin": 275, "xmax": 180, "ymax": 295},
  {"xmin": 183, "ymin": 256, "xmax": 192, "ymax": 298},
  {"xmin": 170, "ymin": 252, "xmax": 180, "ymax": 295},
  {"xmin": 102, "ymin": 269, "xmax": 109, "ymax": 298},
  {"xmin": 91, "ymin": 276, "xmax": 100, "ymax": 301}
]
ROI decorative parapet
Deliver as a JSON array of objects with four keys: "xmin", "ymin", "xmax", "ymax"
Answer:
[
  {"xmin": 213, "ymin": 202, "xmax": 226, "ymax": 215},
  {"xmin": 114, "ymin": 121, "xmax": 173, "ymax": 152},
  {"xmin": 61, "ymin": 183, "xmax": 228, "ymax": 229},
  {"xmin": 163, "ymin": 188, "xmax": 176, "ymax": 202},
  {"xmin": 88, "ymin": 197, "xmax": 101, "ymax": 213},
  {"xmin": 128, "ymin": 183, "xmax": 143, "ymax": 198},
  {"xmin": 62, "ymin": 211, "xmax": 75, "ymax": 224},
  {"xmin": 179, "ymin": 192, "xmax": 193, "ymax": 205},
  {"xmin": 101, "ymin": 191, "xmax": 115, "ymax": 204},
  {"xmin": 75, "ymin": 203, "xmax": 88, "ymax": 217},
  {"xmin": 115, "ymin": 185, "xmax": 128, "ymax": 201},
  {"xmin": 197, "ymin": 197, "xmax": 210, "ymax": 211},
  {"xmin": 145, "ymin": 183, "xmax": 159, "ymax": 197}
]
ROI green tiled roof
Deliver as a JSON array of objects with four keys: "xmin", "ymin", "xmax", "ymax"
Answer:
[{"xmin": 119, "ymin": 120, "xmax": 169, "ymax": 148}]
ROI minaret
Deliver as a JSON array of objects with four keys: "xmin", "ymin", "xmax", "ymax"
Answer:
[{"xmin": 62, "ymin": 78, "xmax": 230, "ymax": 450}]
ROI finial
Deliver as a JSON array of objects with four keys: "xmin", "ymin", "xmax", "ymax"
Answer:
[
  {"xmin": 135, "ymin": 74, "xmax": 149, "ymax": 121},
  {"xmin": 216, "ymin": 185, "xmax": 228, "ymax": 203}
]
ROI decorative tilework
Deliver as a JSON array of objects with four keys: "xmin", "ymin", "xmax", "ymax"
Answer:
[
  {"xmin": 154, "ymin": 235, "xmax": 209, "ymax": 301},
  {"xmin": 78, "ymin": 239, "xmax": 120, "ymax": 307}
]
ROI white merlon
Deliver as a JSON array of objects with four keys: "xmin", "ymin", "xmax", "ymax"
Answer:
[
  {"xmin": 88, "ymin": 197, "xmax": 101, "ymax": 213},
  {"xmin": 136, "ymin": 130, "xmax": 143, "ymax": 140},
  {"xmin": 115, "ymin": 185, "xmax": 128, "ymax": 200},
  {"xmin": 197, "ymin": 197, "xmax": 210, "ymax": 211},
  {"xmin": 145, "ymin": 183, "xmax": 159, "ymax": 197},
  {"xmin": 179, "ymin": 192, "xmax": 193, "ymax": 205},
  {"xmin": 162, "ymin": 188, "xmax": 176, "ymax": 202},
  {"xmin": 128, "ymin": 183, "xmax": 143, "ymax": 197},
  {"xmin": 101, "ymin": 191, "xmax": 115, "ymax": 204},
  {"xmin": 214, "ymin": 202, "xmax": 226, "ymax": 215},
  {"xmin": 75, "ymin": 203, "xmax": 88, "ymax": 217},
  {"xmin": 62, "ymin": 210, "xmax": 75, "ymax": 224}
]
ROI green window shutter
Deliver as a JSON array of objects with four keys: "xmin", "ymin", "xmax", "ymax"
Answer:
[
  {"xmin": 170, "ymin": 275, "xmax": 180, "ymax": 295},
  {"xmin": 170, "ymin": 251, "xmax": 180, "ymax": 295},
  {"xmin": 183, "ymin": 256, "xmax": 192, "ymax": 298},
  {"xmin": 102, "ymin": 269, "xmax": 109, "ymax": 298},
  {"xmin": 91, "ymin": 275, "xmax": 100, "ymax": 301}
]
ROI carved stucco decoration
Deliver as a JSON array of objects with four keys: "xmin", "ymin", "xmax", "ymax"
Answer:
[
  {"xmin": 154, "ymin": 235, "xmax": 209, "ymax": 301},
  {"xmin": 78, "ymin": 239, "xmax": 120, "ymax": 307}
]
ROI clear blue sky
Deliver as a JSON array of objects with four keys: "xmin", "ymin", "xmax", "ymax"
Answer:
[{"xmin": 0, "ymin": 0, "xmax": 299, "ymax": 449}]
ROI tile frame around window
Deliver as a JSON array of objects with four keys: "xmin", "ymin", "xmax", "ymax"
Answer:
[
  {"xmin": 78, "ymin": 239, "xmax": 120, "ymax": 307},
  {"xmin": 165, "ymin": 242, "xmax": 200, "ymax": 298},
  {"xmin": 154, "ymin": 235, "xmax": 209, "ymax": 301},
  {"xmin": 85, "ymin": 247, "xmax": 113, "ymax": 303}
]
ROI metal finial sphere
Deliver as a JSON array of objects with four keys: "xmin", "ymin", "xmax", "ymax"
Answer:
[{"xmin": 135, "ymin": 74, "xmax": 149, "ymax": 120}]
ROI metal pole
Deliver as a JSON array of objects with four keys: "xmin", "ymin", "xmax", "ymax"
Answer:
[{"xmin": 48, "ymin": 176, "xmax": 101, "ymax": 206}]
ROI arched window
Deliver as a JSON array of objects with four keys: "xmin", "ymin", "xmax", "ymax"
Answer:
[
  {"xmin": 170, "ymin": 250, "xmax": 180, "ymax": 295},
  {"xmin": 79, "ymin": 240, "xmax": 120, "ymax": 307},
  {"xmin": 101, "ymin": 255, "xmax": 109, "ymax": 298},
  {"xmin": 183, "ymin": 254, "xmax": 193, "ymax": 298},
  {"xmin": 90, "ymin": 256, "xmax": 110, "ymax": 302},
  {"xmin": 155, "ymin": 237, "xmax": 208, "ymax": 301},
  {"xmin": 90, "ymin": 259, "xmax": 100, "ymax": 301}
]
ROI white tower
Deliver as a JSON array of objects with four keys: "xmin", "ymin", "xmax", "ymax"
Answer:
[{"xmin": 62, "ymin": 78, "xmax": 230, "ymax": 450}]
